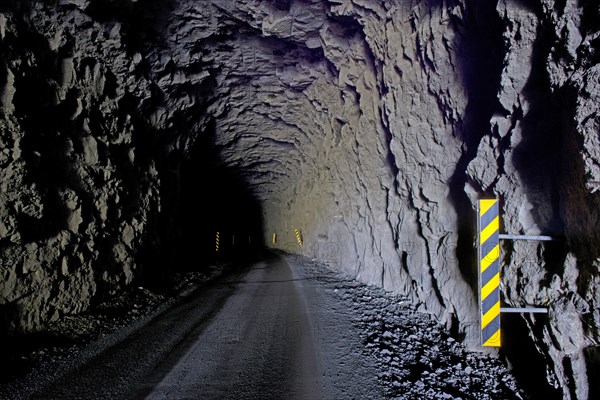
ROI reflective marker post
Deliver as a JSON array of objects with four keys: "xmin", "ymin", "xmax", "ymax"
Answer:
[
  {"xmin": 477, "ymin": 199, "xmax": 551, "ymax": 348},
  {"xmin": 294, "ymin": 229, "xmax": 302, "ymax": 246},
  {"xmin": 478, "ymin": 199, "xmax": 501, "ymax": 347}
]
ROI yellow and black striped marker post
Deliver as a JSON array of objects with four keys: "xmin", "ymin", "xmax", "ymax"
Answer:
[
  {"xmin": 215, "ymin": 231, "xmax": 220, "ymax": 253},
  {"xmin": 294, "ymin": 229, "xmax": 302, "ymax": 246},
  {"xmin": 479, "ymin": 199, "xmax": 501, "ymax": 347},
  {"xmin": 272, "ymin": 233, "xmax": 277, "ymax": 245}
]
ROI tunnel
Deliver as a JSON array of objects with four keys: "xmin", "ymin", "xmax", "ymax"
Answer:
[{"xmin": 1, "ymin": 0, "xmax": 600, "ymax": 399}]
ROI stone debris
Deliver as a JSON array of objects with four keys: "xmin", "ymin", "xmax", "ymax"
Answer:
[
  {"xmin": 0, "ymin": 263, "xmax": 227, "ymax": 396},
  {"xmin": 291, "ymin": 254, "xmax": 526, "ymax": 400}
]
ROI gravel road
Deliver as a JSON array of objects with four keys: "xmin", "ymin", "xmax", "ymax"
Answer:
[{"xmin": 2, "ymin": 252, "xmax": 526, "ymax": 399}]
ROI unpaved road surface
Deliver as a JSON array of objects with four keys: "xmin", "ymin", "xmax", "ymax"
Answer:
[
  {"xmin": 5, "ymin": 252, "xmax": 525, "ymax": 399},
  {"xmin": 26, "ymin": 253, "xmax": 384, "ymax": 399}
]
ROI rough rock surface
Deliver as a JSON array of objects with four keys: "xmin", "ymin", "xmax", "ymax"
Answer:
[
  {"xmin": 0, "ymin": 1, "xmax": 598, "ymax": 398},
  {"xmin": 0, "ymin": 1, "xmax": 162, "ymax": 334},
  {"xmin": 290, "ymin": 254, "xmax": 525, "ymax": 400},
  {"xmin": 0, "ymin": 263, "xmax": 227, "ymax": 398}
]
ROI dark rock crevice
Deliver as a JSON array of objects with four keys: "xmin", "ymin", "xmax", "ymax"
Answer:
[{"xmin": 448, "ymin": 0, "xmax": 506, "ymax": 291}]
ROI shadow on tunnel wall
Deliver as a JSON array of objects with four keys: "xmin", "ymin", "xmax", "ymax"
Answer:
[
  {"xmin": 446, "ymin": 0, "xmax": 564, "ymax": 398},
  {"xmin": 447, "ymin": 0, "xmax": 505, "ymax": 294},
  {"xmin": 502, "ymin": 2, "xmax": 600, "ymax": 398},
  {"xmin": 498, "ymin": 9, "xmax": 566, "ymax": 399},
  {"xmin": 152, "ymin": 119, "xmax": 266, "ymax": 286}
]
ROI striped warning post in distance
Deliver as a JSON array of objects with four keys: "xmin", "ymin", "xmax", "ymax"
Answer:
[
  {"xmin": 294, "ymin": 229, "xmax": 302, "ymax": 246},
  {"xmin": 479, "ymin": 199, "xmax": 501, "ymax": 347},
  {"xmin": 215, "ymin": 231, "xmax": 220, "ymax": 253}
]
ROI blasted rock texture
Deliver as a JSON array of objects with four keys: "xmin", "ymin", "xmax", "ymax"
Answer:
[
  {"xmin": 0, "ymin": 2, "xmax": 162, "ymax": 332},
  {"xmin": 0, "ymin": 0, "xmax": 599, "ymax": 398},
  {"xmin": 466, "ymin": 1, "xmax": 600, "ymax": 399}
]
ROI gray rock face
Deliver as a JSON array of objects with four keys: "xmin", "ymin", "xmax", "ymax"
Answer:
[
  {"xmin": 0, "ymin": 1, "xmax": 161, "ymax": 332},
  {"xmin": 466, "ymin": 1, "xmax": 600, "ymax": 398},
  {"xmin": 0, "ymin": 0, "xmax": 598, "ymax": 398}
]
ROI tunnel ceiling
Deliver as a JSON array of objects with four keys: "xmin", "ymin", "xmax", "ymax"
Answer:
[
  {"xmin": 1, "ymin": 0, "xmax": 600, "ymax": 398},
  {"xmin": 148, "ymin": 0, "xmax": 365, "ymax": 206}
]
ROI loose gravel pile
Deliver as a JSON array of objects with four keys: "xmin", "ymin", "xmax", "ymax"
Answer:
[
  {"xmin": 291, "ymin": 254, "xmax": 528, "ymax": 400},
  {"xmin": 0, "ymin": 263, "xmax": 228, "ymax": 398}
]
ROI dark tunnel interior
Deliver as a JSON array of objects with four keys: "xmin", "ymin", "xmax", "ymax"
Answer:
[
  {"xmin": 150, "ymin": 118, "xmax": 266, "ymax": 288},
  {"xmin": 0, "ymin": 1, "xmax": 599, "ymax": 399}
]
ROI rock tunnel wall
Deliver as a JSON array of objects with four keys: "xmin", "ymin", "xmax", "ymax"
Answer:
[
  {"xmin": 0, "ymin": 0, "xmax": 163, "ymax": 333},
  {"xmin": 0, "ymin": 0, "xmax": 599, "ymax": 398}
]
